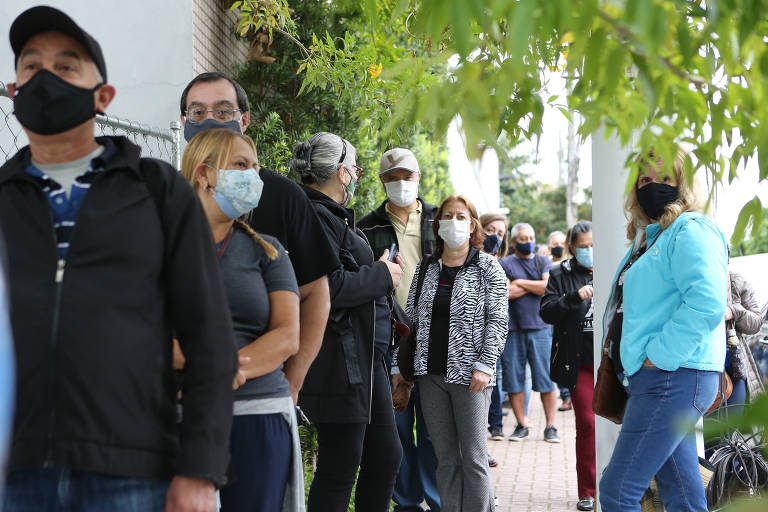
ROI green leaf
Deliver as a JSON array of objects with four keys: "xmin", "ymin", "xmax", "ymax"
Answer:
[{"xmin": 731, "ymin": 196, "xmax": 763, "ymax": 247}]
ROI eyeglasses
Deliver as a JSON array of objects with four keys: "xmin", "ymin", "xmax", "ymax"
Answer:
[
  {"xmin": 185, "ymin": 105, "xmax": 242, "ymax": 123},
  {"xmin": 338, "ymin": 137, "xmax": 363, "ymax": 180}
]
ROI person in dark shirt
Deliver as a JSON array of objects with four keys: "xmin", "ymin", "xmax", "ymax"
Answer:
[
  {"xmin": 181, "ymin": 128, "xmax": 304, "ymax": 510},
  {"xmin": 540, "ymin": 221, "xmax": 595, "ymax": 512},
  {"xmin": 291, "ymin": 132, "xmax": 405, "ymax": 512},
  {"xmin": 179, "ymin": 73, "xmax": 338, "ymax": 405},
  {"xmin": 500, "ymin": 223, "xmax": 559, "ymax": 443}
]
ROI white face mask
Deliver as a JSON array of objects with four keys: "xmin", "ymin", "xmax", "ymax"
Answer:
[
  {"xmin": 438, "ymin": 219, "xmax": 471, "ymax": 249},
  {"xmin": 384, "ymin": 179, "xmax": 419, "ymax": 207}
]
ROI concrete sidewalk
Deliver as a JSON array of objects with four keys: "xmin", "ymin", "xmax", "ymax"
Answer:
[{"xmin": 489, "ymin": 394, "xmax": 580, "ymax": 512}]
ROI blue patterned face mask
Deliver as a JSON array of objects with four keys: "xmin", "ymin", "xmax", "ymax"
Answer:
[
  {"xmin": 209, "ymin": 167, "xmax": 264, "ymax": 219},
  {"xmin": 575, "ymin": 247, "xmax": 593, "ymax": 268}
]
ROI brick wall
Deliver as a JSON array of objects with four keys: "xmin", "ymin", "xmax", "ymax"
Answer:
[{"xmin": 193, "ymin": 0, "xmax": 250, "ymax": 75}]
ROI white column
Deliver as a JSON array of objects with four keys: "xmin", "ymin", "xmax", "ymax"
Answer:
[{"xmin": 591, "ymin": 127, "xmax": 632, "ymax": 509}]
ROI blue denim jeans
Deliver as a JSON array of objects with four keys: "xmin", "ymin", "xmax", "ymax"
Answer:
[
  {"xmin": 488, "ymin": 356, "xmax": 503, "ymax": 429},
  {"xmin": 3, "ymin": 468, "xmax": 169, "ymax": 511},
  {"xmin": 392, "ymin": 382, "xmax": 441, "ymax": 512},
  {"xmin": 599, "ymin": 367, "xmax": 718, "ymax": 512},
  {"xmin": 502, "ymin": 328, "xmax": 556, "ymax": 393}
]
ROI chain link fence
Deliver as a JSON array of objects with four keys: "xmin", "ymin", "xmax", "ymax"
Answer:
[{"xmin": 0, "ymin": 82, "xmax": 182, "ymax": 169}]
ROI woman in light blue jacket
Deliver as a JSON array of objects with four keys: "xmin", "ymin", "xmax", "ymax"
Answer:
[{"xmin": 599, "ymin": 149, "xmax": 728, "ymax": 512}]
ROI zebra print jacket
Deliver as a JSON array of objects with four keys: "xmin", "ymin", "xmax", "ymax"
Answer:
[{"xmin": 395, "ymin": 248, "xmax": 508, "ymax": 386}]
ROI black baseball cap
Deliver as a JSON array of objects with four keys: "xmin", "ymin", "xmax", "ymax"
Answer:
[{"xmin": 10, "ymin": 6, "xmax": 107, "ymax": 82}]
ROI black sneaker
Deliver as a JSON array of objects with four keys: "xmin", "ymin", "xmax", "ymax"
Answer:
[
  {"xmin": 577, "ymin": 497, "xmax": 595, "ymax": 511},
  {"xmin": 489, "ymin": 426, "xmax": 504, "ymax": 441},
  {"xmin": 508, "ymin": 424, "xmax": 529, "ymax": 442},
  {"xmin": 544, "ymin": 425, "xmax": 561, "ymax": 443}
]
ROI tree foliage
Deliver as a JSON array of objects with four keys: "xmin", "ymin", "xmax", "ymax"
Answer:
[
  {"xmin": 233, "ymin": 0, "xmax": 768, "ymax": 246},
  {"xmin": 233, "ymin": 0, "xmax": 452, "ymax": 218}
]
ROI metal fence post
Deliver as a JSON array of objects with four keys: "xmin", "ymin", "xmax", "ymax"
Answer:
[{"xmin": 170, "ymin": 121, "xmax": 182, "ymax": 170}]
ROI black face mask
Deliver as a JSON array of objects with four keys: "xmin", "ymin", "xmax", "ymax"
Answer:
[
  {"xmin": 183, "ymin": 118, "xmax": 241, "ymax": 142},
  {"xmin": 13, "ymin": 69, "xmax": 101, "ymax": 135},
  {"xmin": 550, "ymin": 246, "xmax": 564, "ymax": 258},
  {"xmin": 637, "ymin": 182, "xmax": 679, "ymax": 221},
  {"xmin": 483, "ymin": 234, "xmax": 502, "ymax": 254}
]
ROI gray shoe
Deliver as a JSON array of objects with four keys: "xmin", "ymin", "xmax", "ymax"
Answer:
[
  {"xmin": 544, "ymin": 425, "xmax": 561, "ymax": 443},
  {"xmin": 489, "ymin": 425, "xmax": 504, "ymax": 441},
  {"xmin": 577, "ymin": 497, "xmax": 595, "ymax": 511},
  {"xmin": 508, "ymin": 424, "xmax": 529, "ymax": 441}
]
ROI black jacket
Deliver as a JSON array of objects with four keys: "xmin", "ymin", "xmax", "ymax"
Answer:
[
  {"xmin": 298, "ymin": 186, "xmax": 393, "ymax": 423},
  {"xmin": 357, "ymin": 198, "xmax": 437, "ymax": 261},
  {"xmin": 539, "ymin": 258, "xmax": 593, "ymax": 389},
  {"xmin": 0, "ymin": 137, "xmax": 236, "ymax": 484}
]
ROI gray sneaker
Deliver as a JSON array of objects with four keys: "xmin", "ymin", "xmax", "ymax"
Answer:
[
  {"xmin": 489, "ymin": 425, "xmax": 504, "ymax": 441},
  {"xmin": 508, "ymin": 424, "xmax": 529, "ymax": 442},
  {"xmin": 544, "ymin": 425, "xmax": 561, "ymax": 443}
]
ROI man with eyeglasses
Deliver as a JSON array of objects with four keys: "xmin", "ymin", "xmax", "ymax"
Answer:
[
  {"xmin": 179, "ymin": 73, "xmax": 338, "ymax": 407},
  {"xmin": 1, "ymin": 7, "xmax": 236, "ymax": 511}
]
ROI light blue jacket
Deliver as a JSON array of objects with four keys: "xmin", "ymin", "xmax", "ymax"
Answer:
[{"xmin": 608, "ymin": 212, "xmax": 728, "ymax": 376}]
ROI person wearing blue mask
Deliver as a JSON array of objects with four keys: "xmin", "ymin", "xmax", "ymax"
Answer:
[
  {"xmin": 179, "ymin": 73, "xmax": 338, "ymax": 412},
  {"xmin": 499, "ymin": 223, "xmax": 559, "ymax": 443},
  {"xmin": 181, "ymin": 128, "xmax": 304, "ymax": 511},
  {"xmin": 540, "ymin": 221, "xmax": 595, "ymax": 511}
]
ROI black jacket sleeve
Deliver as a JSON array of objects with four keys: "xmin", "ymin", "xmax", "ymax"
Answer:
[
  {"xmin": 317, "ymin": 210, "xmax": 393, "ymax": 311},
  {"xmin": 156, "ymin": 163, "xmax": 236, "ymax": 486},
  {"xmin": 540, "ymin": 267, "xmax": 583, "ymax": 325}
]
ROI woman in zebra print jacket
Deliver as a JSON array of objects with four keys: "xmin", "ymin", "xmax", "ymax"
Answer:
[{"xmin": 393, "ymin": 195, "xmax": 508, "ymax": 512}]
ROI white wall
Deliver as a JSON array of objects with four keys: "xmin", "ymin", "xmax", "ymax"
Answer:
[
  {"xmin": 591, "ymin": 127, "xmax": 631, "ymax": 509},
  {"xmin": 447, "ymin": 117, "xmax": 502, "ymax": 214},
  {"xmin": 0, "ymin": 0, "xmax": 194, "ymax": 146}
]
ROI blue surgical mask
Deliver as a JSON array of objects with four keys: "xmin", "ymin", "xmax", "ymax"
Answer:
[
  {"xmin": 184, "ymin": 118, "xmax": 241, "ymax": 142},
  {"xmin": 209, "ymin": 168, "xmax": 264, "ymax": 219},
  {"xmin": 575, "ymin": 247, "xmax": 593, "ymax": 268},
  {"xmin": 483, "ymin": 234, "xmax": 502, "ymax": 254},
  {"xmin": 515, "ymin": 241, "xmax": 535, "ymax": 256}
]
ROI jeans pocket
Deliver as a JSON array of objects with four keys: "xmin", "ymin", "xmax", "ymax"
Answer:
[{"xmin": 692, "ymin": 370, "xmax": 718, "ymax": 415}]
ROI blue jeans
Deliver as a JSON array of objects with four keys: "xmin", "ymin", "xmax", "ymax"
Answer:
[
  {"xmin": 393, "ymin": 382, "xmax": 441, "ymax": 512},
  {"xmin": 3, "ymin": 468, "xmax": 168, "ymax": 511},
  {"xmin": 599, "ymin": 367, "xmax": 718, "ymax": 512},
  {"xmin": 502, "ymin": 328, "xmax": 556, "ymax": 393}
]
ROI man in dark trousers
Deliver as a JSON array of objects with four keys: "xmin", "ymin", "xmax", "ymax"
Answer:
[
  {"xmin": 0, "ymin": 7, "xmax": 236, "ymax": 511},
  {"xmin": 357, "ymin": 148, "xmax": 441, "ymax": 512},
  {"xmin": 179, "ymin": 72, "xmax": 337, "ymax": 406}
]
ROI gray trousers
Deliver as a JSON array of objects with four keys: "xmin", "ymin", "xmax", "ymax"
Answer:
[{"xmin": 419, "ymin": 374, "xmax": 495, "ymax": 512}]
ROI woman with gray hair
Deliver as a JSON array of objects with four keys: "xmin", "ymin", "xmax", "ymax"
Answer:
[{"xmin": 293, "ymin": 132, "xmax": 405, "ymax": 512}]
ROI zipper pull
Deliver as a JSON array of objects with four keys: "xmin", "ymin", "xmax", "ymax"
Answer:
[{"xmin": 55, "ymin": 259, "xmax": 66, "ymax": 283}]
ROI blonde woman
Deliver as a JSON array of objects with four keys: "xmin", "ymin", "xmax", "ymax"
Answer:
[
  {"xmin": 181, "ymin": 128, "xmax": 303, "ymax": 512},
  {"xmin": 599, "ymin": 150, "xmax": 728, "ymax": 511}
]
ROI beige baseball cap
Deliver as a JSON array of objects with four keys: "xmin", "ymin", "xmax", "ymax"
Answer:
[{"xmin": 379, "ymin": 148, "xmax": 420, "ymax": 176}]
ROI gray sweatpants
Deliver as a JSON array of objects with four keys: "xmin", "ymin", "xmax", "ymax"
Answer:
[{"xmin": 419, "ymin": 374, "xmax": 495, "ymax": 512}]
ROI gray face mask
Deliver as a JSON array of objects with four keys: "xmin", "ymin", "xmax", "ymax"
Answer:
[
  {"xmin": 341, "ymin": 167, "xmax": 357, "ymax": 208},
  {"xmin": 183, "ymin": 118, "xmax": 241, "ymax": 142}
]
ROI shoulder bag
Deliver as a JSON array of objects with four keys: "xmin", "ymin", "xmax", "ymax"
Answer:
[{"xmin": 592, "ymin": 325, "xmax": 628, "ymax": 424}]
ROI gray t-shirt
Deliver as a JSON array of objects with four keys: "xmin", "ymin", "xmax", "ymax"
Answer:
[{"xmin": 217, "ymin": 229, "xmax": 299, "ymax": 400}]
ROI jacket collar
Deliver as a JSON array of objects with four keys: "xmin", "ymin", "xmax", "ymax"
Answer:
[
  {"xmin": 434, "ymin": 246, "xmax": 480, "ymax": 267},
  {"xmin": 0, "ymin": 136, "xmax": 144, "ymax": 185},
  {"xmin": 301, "ymin": 184, "xmax": 356, "ymax": 224},
  {"xmin": 371, "ymin": 197, "xmax": 437, "ymax": 223}
]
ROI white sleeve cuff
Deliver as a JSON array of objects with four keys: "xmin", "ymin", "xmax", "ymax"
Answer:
[{"xmin": 473, "ymin": 362, "xmax": 494, "ymax": 375}]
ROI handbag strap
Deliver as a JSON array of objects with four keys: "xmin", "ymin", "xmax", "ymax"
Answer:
[{"xmin": 411, "ymin": 255, "xmax": 432, "ymax": 335}]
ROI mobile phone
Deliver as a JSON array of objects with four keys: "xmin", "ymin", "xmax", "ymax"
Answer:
[{"xmin": 388, "ymin": 243, "xmax": 398, "ymax": 262}]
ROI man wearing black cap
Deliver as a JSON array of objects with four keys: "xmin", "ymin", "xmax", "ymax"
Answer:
[{"xmin": 0, "ymin": 7, "xmax": 236, "ymax": 511}]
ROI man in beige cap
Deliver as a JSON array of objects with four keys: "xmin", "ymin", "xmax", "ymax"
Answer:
[{"xmin": 357, "ymin": 148, "xmax": 441, "ymax": 512}]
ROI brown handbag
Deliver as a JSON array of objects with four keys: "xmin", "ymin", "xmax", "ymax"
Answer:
[{"xmin": 592, "ymin": 327, "xmax": 628, "ymax": 424}]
